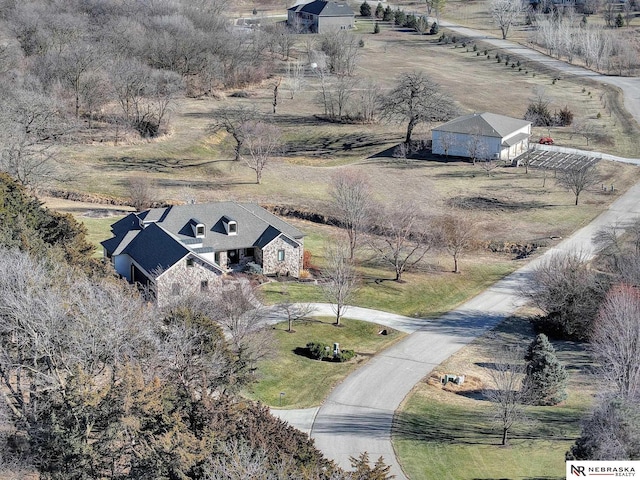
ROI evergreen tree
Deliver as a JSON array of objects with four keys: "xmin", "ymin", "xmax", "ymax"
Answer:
[
  {"xmin": 523, "ymin": 333, "xmax": 568, "ymax": 406},
  {"xmin": 383, "ymin": 5, "xmax": 393, "ymax": 21},
  {"xmin": 394, "ymin": 8, "xmax": 406, "ymax": 26},
  {"xmin": 374, "ymin": 21, "xmax": 380, "ymax": 34},
  {"xmin": 615, "ymin": 12, "xmax": 624, "ymax": 28},
  {"xmin": 430, "ymin": 21, "xmax": 439, "ymax": 35},
  {"xmin": 360, "ymin": 0, "xmax": 371, "ymax": 17},
  {"xmin": 375, "ymin": 2, "xmax": 384, "ymax": 18}
]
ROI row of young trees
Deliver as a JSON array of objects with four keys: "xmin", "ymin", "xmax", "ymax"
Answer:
[{"xmin": 530, "ymin": 13, "xmax": 638, "ymax": 75}]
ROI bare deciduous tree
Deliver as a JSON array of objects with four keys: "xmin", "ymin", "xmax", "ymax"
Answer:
[
  {"xmin": 355, "ymin": 78, "xmax": 380, "ymax": 123},
  {"xmin": 484, "ymin": 346, "xmax": 528, "ymax": 446},
  {"xmin": 438, "ymin": 131, "xmax": 456, "ymax": 158},
  {"xmin": 380, "ymin": 71, "xmax": 457, "ymax": 144},
  {"xmin": 276, "ymin": 284, "xmax": 313, "ymax": 333},
  {"xmin": 435, "ymin": 213, "xmax": 476, "ymax": 274},
  {"xmin": 320, "ymin": 242, "xmax": 359, "ymax": 325},
  {"xmin": 320, "ymin": 30, "xmax": 360, "ymax": 75},
  {"xmin": 210, "ymin": 104, "xmax": 259, "ymax": 161},
  {"xmin": 285, "ymin": 61, "xmax": 305, "ymax": 100},
  {"xmin": 240, "ymin": 121, "xmax": 282, "ymax": 184},
  {"xmin": 126, "ymin": 175, "xmax": 156, "ymax": 211},
  {"xmin": 368, "ymin": 203, "xmax": 435, "ymax": 281},
  {"xmin": 592, "ymin": 284, "xmax": 640, "ymax": 399},
  {"xmin": 522, "ymin": 251, "xmax": 605, "ymax": 340},
  {"xmin": 489, "ymin": 0, "xmax": 524, "ymax": 39},
  {"xmin": 329, "ymin": 169, "xmax": 371, "ymax": 259},
  {"xmin": 556, "ymin": 163, "xmax": 600, "ymax": 206}
]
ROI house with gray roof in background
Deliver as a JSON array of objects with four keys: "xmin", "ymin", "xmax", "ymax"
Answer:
[
  {"xmin": 287, "ymin": 0, "xmax": 355, "ymax": 33},
  {"xmin": 432, "ymin": 112, "xmax": 531, "ymax": 161},
  {"xmin": 101, "ymin": 202, "xmax": 304, "ymax": 306}
]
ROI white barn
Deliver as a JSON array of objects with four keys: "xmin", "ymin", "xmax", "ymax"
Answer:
[{"xmin": 432, "ymin": 112, "xmax": 531, "ymax": 161}]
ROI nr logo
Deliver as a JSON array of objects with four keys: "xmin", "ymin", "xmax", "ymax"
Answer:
[{"xmin": 571, "ymin": 465, "xmax": 586, "ymax": 476}]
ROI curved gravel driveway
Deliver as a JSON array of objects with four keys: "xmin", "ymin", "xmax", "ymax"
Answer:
[{"xmin": 278, "ymin": 23, "xmax": 640, "ymax": 480}]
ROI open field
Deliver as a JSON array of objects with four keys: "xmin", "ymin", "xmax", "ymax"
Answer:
[
  {"xmin": 393, "ymin": 315, "xmax": 596, "ymax": 480},
  {"xmin": 246, "ymin": 317, "xmax": 406, "ymax": 408}
]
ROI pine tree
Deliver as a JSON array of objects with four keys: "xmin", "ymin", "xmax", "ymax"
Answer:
[
  {"xmin": 375, "ymin": 2, "xmax": 384, "ymax": 18},
  {"xmin": 523, "ymin": 333, "xmax": 568, "ymax": 406},
  {"xmin": 373, "ymin": 21, "xmax": 380, "ymax": 34},
  {"xmin": 360, "ymin": 0, "xmax": 371, "ymax": 17}
]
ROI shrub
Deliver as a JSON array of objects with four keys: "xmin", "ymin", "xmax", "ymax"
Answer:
[
  {"xmin": 483, "ymin": 49, "xmax": 488, "ymax": 55},
  {"xmin": 334, "ymin": 349, "xmax": 355, "ymax": 362},
  {"xmin": 430, "ymin": 21, "xmax": 439, "ymax": 35},
  {"xmin": 496, "ymin": 54, "xmax": 501, "ymax": 62},
  {"xmin": 373, "ymin": 21, "xmax": 380, "ymax": 34},
  {"xmin": 306, "ymin": 342, "xmax": 330, "ymax": 360},
  {"xmin": 556, "ymin": 106, "xmax": 574, "ymax": 126},
  {"xmin": 244, "ymin": 262, "xmax": 263, "ymax": 275},
  {"xmin": 473, "ymin": 44, "xmax": 477, "ymax": 51}
]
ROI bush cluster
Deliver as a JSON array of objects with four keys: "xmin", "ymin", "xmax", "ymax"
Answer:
[{"xmin": 305, "ymin": 342, "xmax": 355, "ymax": 362}]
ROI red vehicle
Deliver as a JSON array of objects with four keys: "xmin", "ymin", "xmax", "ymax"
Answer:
[{"xmin": 539, "ymin": 137, "xmax": 554, "ymax": 145}]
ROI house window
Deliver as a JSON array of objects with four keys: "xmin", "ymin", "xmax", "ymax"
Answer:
[
  {"xmin": 196, "ymin": 224, "xmax": 205, "ymax": 237},
  {"xmin": 200, "ymin": 280, "xmax": 209, "ymax": 292},
  {"xmin": 277, "ymin": 249, "xmax": 285, "ymax": 262},
  {"xmin": 171, "ymin": 283, "xmax": 181, "ymax": 296},
  {"xmin": 214, "ymin": 252, "xmax": 221, "ymax": 264},
  {"xmin": 186, "ymin": 258, "xmax": 194, "ymax": 267},
  {"xmin": 228, "ymin": 221, "xmax": 237, "ymax": 234}
]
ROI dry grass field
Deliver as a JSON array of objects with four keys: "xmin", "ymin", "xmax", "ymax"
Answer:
[{"xmin": 54, "ymin": 16, "xmax": 640, "ymax": 250}]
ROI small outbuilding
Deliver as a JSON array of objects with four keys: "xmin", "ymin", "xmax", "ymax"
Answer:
[
  {"xmin": 287, "ymin": 0, "xmax": 355, "ymax": 33},
  {"xmin": 432, "ymin": 112, "xmax": 532, "ymax": 161}
]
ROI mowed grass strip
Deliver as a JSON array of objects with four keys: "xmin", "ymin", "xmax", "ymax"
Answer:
[
  {"xmin": 246, "ymin": 318, "xmax": 405, "ymax": 408},
  {"xmin": 261, "ymin": 261, "xmax": 515, "ymax": 318},
  {"xmin": 395, "ymin": 389, "xmax": 587, "ymax": 480}
]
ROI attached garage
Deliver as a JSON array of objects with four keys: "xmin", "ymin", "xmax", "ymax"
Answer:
[{"xmin": 432, "ymin": 112, "xmax": 532, "ymax": 161}]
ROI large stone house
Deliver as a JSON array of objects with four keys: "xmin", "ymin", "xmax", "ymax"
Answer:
[
  {"xmin": 287, "ymin": 0, "xmax": 355, "ymax": 33},
  {"xmin": 101, "ymin": 202, "xmax": 305, "ymax": 305},
  {"xmin": 431, "ymin": 112, "xmax": 532, "ymax": 161}
]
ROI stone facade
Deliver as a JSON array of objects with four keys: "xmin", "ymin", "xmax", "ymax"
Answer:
[
  {"xmin": 261, "ymin": 235, "xmax": 303, "ymax": 277},
  {"xmin": 155, "ymin": 256, "xmax": 224, "ymax": 308}
]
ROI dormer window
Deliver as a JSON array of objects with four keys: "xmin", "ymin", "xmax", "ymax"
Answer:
[
  {"xmin": 196, "ymin": 224, "xmax": 205, "ymax": 238},
  {"xmin": 222, "ymin": 216, "xmax": 238, "ymax": 236}
]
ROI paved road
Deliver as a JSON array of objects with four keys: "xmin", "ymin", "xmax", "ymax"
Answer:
[
  {"xmin": 306, "ymin": 23, "xmax": 640, "ymax": 480},
  {"xmin": 438, "ymin": 21, "xmax": 640, "ymax": 126}
]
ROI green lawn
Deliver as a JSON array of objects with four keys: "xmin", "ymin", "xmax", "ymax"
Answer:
[
  {"xmin": 394, "ymin": 389, "xmax": 590, "ymax": 480},
  {"xmin": 261, "ymin": 261, "xmax": 516, "ymax": 318},
  {"xmin": 77, "ymin": 215, "xmax": 124, "ymax": 258},
  {"xmin": 246, "ymin": 317, "xmax": 405, "ymax": 408}
]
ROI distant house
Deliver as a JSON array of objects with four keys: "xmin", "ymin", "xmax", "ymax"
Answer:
[
  {"xmin": 287, "ymin": 0, "xmax": 355, "ymax": 33},
  {"xmin": 431, "ymin": 112, "xmax": 531, "ymax": 161},
  {"xmin": 101, "ymin": 202, "xmax": 305, "ymax": 306}
]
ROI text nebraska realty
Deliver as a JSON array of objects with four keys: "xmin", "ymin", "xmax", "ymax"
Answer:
[{"xmin": 571, "ymin": 465, "xmax": 636, "ymax": 477}]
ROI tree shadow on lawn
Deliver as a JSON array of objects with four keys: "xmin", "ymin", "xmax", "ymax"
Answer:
[
  {"xmin": 283, "ymin": 132, "xmax": 393, "ymax": 158},
  {"xmin": 99, "ymin": 156, "xmax": 230, "ymax": 173},
  {"xmin": 394, "ymin": 405, "xmax": 579, "ymax": 446}
]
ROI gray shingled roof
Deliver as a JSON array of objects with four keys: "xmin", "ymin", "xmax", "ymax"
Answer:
[
  {"xmin": 122, "ymin": 222, "xmax": 190, "ymax": 275},
  {"xmin": 432, "ymin": 112, "xmax": 531, "ymax": 138},
  {"xmin": 288, "ymin": 0, "xmax": 354, "ymax": 16},
  {"xmin": 102, "ymin": 202, "xmax": 304, "ymax": 271}
]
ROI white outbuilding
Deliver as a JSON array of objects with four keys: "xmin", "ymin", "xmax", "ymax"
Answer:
[{"xmin": 432, "ymin": 112, "xmax": 531, "ymax": 161}]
